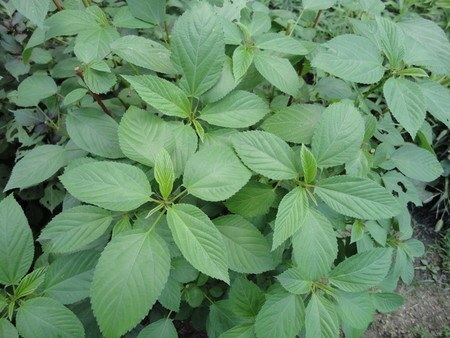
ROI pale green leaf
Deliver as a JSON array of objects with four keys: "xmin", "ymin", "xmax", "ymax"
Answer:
[
  {"xmin": 0, "ymin": 319, "xmax": 18, "ymax": 338},
  {"xmin": 59, "ymin": 161, "xmax": 151, "ymax": 212},
  {"xmin": 122, "ymin": 75, "xmax": 190, "ymax": 118},
  {"xmin": 112, "ymin": 6, "xmax": 154, "ymax": 29},
  {"xmin": 126, "ymin": 0, "xmax": 165, "ymax": 24},
  {"xmin": 83, "ymin": 67, "xmax": 117, "ymax": 94},
  {"xmin": 14, "ymin": 267, "xmax": 46, "ymax": 299},
  {"xmin": 305, "ymin": 294, "xmax": 339, "ymax": 338},
  {"xmin": 303, "ymin": 0, "xmax": 335, "ymax": 10},
  {"xmin": 154, "ymin": 149, "xmax": 174, "ymax": 199},
  {"xmin": 232, "ymin": 131, "xmax": 298, "ymax": 180},
  {"xmin": 92, "ymin": 231, "xmax": 170, "ymax": 337},
  {"xmin": 312, "ymin": 34, "xmax": 384, "ymax": 84},
  {"xmin": 273, "ymin": 187, "xmax": 308, "ymax": 250},
  {"xmin": 232, "ymin": 46, "xmax": 254, "ymax": 81},
  {"xmin": 169, "ymin": 121, "xmax": 198, "ymax": 178},
  {"xmin": 214, "ymin": 215, "xmax": 273, "ymax": 274},
  {"xmin": 315, "ymin": 176, "xmax": 401, "ymax": 220},
  {"xmin": 417, "ymin": 80, "xmax": 450, "ymax": 128},
  {"xmin": 335, "ymin": 291, "xmax": 375, "ymax": 329},
  {"xmin": 44, "ymin": 10, "xmax": 98, "ymax": 39},
  {"xmin": 228, "ymin": 278, "xmax": 265, "ymax": 319},
  {"xmin": 311, "ymin": 101, "xmax": 364, "ymax": 168},
  {"xmin": 254, "ymin": 51, "xmax": 300, "ymax": 96},
  {"xmin": 167, "ymin": 204, "xmax": 229, "ymax": 283},
  {"xmin": 202, "ymin": 55, "xmax": 237, "ymax": 103},
  {"xmin": 0, "ymin": 195, "xmax": 33, "ymax": 285},
  {"xmin": 62, "ymin": 88, "xmax": 88, "ymax": 107},
  {"xmin": 158, "ymin": 277, "xmax": 181, "ymax": 312},
  {"xmin": 74, "ymin": 26, "xmax": 119, "ymax": 63},
  {"xmin": 219, "ymin": 323, "xmax": 255, "ymax": 338},
  {"xmin": 375, "ymin": 17, "xmax": 405, "ymax": 69},
  {"xmin": 171, "ymin": 3, "xmax": 225, "ymax": 96},
  {"xmin": 183, "ymin": 145, "xmax": 251, "ymax": 202},
  {"xmin": 138, "ymin": 319, "xmax": 177, "ymax": 338},
  {"xmin": 255, "ymin": 33, "xmax": 308, "ymax": 55},
  {"xmin": 301, "ymin": 145, "xmax": 317, "ymax": 183},
  {"xmin": 371, "ymin": 293, "xmax": 404, "ymax": 313},
  {"xmin": 391, "ymin": 144, "xmax": 443, "ymax": 182},
  {"xmin": 5, "ymin": 145, "xmax": 66, "ymax": 190},
  {"xmin": 199, "ymin": 90, "xmax": 269, "ymax": 128},
  {"xmin": 16, "ymin": 74, "xmax": 57, "ymax": 107},
  {"xmin": 66, "ymin": 108, "xmax": 123, "ymax": 159},
  {"xmin": 16, "ymin": 297, "xmax": 84, "ymax": 338},
  {"xmin": 39, "ymin": 206, "xmax": 113, "ymax": 253},
  {"xmin": 277, "ymin": 268, "xmax": 312, "ymax": 295},
  {"xmin": 383, "ymin": 77, "xmax": 426, "ymax": 138},
  {"xmin": 11, "ymin": 0, "xmax": 49, "ymax": 28},
  {"xmin": 112, "ymin": 36, "xmax": 175, "ymax": 74},
  {"xmin": 329, "ymin": 248, "xmax": 393, "ymax": 292}
]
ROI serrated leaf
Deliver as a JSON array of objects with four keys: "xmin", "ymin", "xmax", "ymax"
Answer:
[
  {"xmin": 154, "ymin": 149, "xmax": 174, "ymax": 199},
  {"xmin": 74, "ymin": 26, "xmax": 119, "ymax": 63},
  {"xmin": 254, "ymin": 51, "xmax": 300, "ymax": 96},
  {"xmin": 169, "ymin": 121, "xmax": 198, "ymax": 178},
  {"xmin": 183, "ymin": 145, "xmax": 251, "ymax": 202},
  {"xmin": 44, "ymin": 10, "xmax": 98, "ymax": 39},
  {"xmin": 277, "ymin": 268, "xmax": 312, "ymax": 295},
  {"xmin": 111, "ymin": 36, "xmax": 175, "ymax": 74},
  {"xmin": 171, "ymin": 3, "xmax": 225, "ymax": 96},
  {"xmin": 335, "ymin": 291, "xmax": 375, "ymax": 329},
  {"xmin": 214, "ymin": 215, "xmax": 273, "ymax": 274},
  {"xmin": 0, "ymin": 319, "xmax": 18, "ymax": 338},
  {"xmin": 118, "ymin": 107, "xmax": 175, "ymax": 166},
  {"xmin": 312, "ymin": 34, "xmax": 384, "ymax": 84},
  {"xmin": 14, "ymin": 267, "xmax": 46, "ymax": 299},
  {"xmin": 202, "ymin": 55, "xmax": 237, "ymax": 103},
  {"xmin": 16, "ymin": 74, "xmax": 57, "ymax": 107},
  {"xmin": 122, "ymin": 75, "xmax": 190, "ymax": 118},
  {"xmin": 305, "ymin": 294, "xmax": 339, "ymax": 338},
  {"xmin": 112, "ymin": 6, "xmax": 154, "ymax": 29},
  {"xmin": 255, "ymin": 288, "xmax": 305, "ymax": 338},
  {"xmin": 232, "ymin": 131, "xmax": 298, "ymax": 180},
  {"xmin": 126, "ymin": 0, "xmax": 165, "ymax": 24},
  {"xmin": 60, "ymin": 161, "xmax": 151, "ymax": 212},
  {"xmin": 273, "ymin": 187, "xmax": 308, "ymax": 250},
  {"xmin": 5, "ymin": 145, "xmax": 66, "ymax": 191},
  {"xmin": 0, "ymin": 195, "xmax": 33, "ymax": 285},
  {"xmin": 301, "ymin": 145, "xmax": 317, "ymax": 183},
  {"xmin": 371, "ymin": 293, "xmax": 404, "ymax": 313},
  {"xmin": 375, "ymin": 17, "xmax": 405, "ymax": 69},
  {"xmin": 417, "ymin": 80, "xmax": 450, "ymax": 128},
  {"xmin": 232, "ymin": 46, "xmax": 254, "ymax": 81},
  {"xmin": 199, "ymin": 90, "xmax": 269, "ymax": 128},
  {"xmin": 311, "ymin": 101, "xmax": 364, "ymax": 168},
  {"xmin": 219, "ymin": 323, "xmax": 255, "ymax": 338},
  {"xmin": 83, "ymin": 67, "xmax": 117, "ymax": 94},
  {"xmin": 158, "ymin": 277, "xmax": 181, "ymax": 312},
  {"xmin": 39, "ymin": 206, "xmax": 112, "ymax": 253},
  {"xmin": 292, "ymin": 209, "xmax": 338, "ymax": 279},
  {"xmin": 390, "ymin": 144, "xmax": 443, "ymax": 182},
  {"xmin": 228, "ymin": 278, "xmax": 265, "ymax": 319},
  {"xmin": 66, "ymin": 108, "xmax": 123, "ymax": 159},
  {"xmin": 167, "ymin": 204, "xmax": 229, "ymax": 283},
  {"xmin": 11, "ymin": 0, "xmax": 49, "ymax": 28},
  {"xmin": 16, "ymin": 297, "xmax": 84, "ymax": 338},
  {"xmin": 383, "ymin": 77, "xmax": 426, "ymax": 138},
  {"xmin": 255, "ymin": 33, "xmax": 308, "ymax": 55},
  {"xmin": 138, "ymin": 319, "xmax": 177, "ymax": 338},
  {"xmin": 315, "ymin": 175, "xmax": 401, "ymax": 220},
  {"xmin": 92, "ymin": 231, "xmax": 170, "ymax": 338},
  {"xmin": 329, "ymin": 248, "xmax": 393, "ymax": 292}
]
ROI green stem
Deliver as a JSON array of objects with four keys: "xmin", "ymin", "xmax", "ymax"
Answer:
[
  {"xmin": 148, "ymin": 211, "xmax": 164, "ymax": 233},
  {"xmin": 170, "ymin": 189, "xmax": 188, "ymax": 203},
  {"xmin": 288, "ymin": 8, "xmax": 305, "ymax": 37},
  {"xmin": 81, "ymin": 0, "xmax": 90, "ymax": 7}
]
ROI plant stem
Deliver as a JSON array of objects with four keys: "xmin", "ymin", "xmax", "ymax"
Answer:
[
  {"xmin": 312, "ymin": 10, "xmax": 322, "ymax": 28},
  {"xmin": 288, "ymin": 8, "xmax": 305, "ymax": 37},
  {"xmin": 52, "ymin": 0, "xmax": 63, "ymax": 11},
  {"xmin": 149, "ymin": 211, "xmax": 164, "ymax": 233},
  {"xmin": 81, "ymin": 0, "xmax": 90, "ymax": 7},
  {"xmin": 75, "ymin": 67, "xmax": 113, "ymax": 116}
]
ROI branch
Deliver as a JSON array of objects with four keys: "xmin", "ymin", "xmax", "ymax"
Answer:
[
  {"xmin": 52, "ymin": 0, "xmax": 63, "ymax": 11},
  {"xmin": 312, "ymin": 10, "xmax": 322, "ymax": 28},
  {"xmin": 75, "ymin": 67, "xmax": 112, "ymax": 117}
]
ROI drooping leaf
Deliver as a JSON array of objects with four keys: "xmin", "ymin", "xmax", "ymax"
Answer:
[
  {"xmin": 5, "ymin": 145, "xmax": 66, "ymax": 191},
  {"xmin": 183, "ymin": 145, "xmax": 251, "ymax": 202},
  {"xmin": 39, "ymin": 206, "xmax": 113, "ymax": 253},
  {"xmin": 167, "ymin": 204, "xmax": 229, "ymax": 283},
  {"xmin": 315, "ymin": 175, "xmax": 401, "ymax": 220},
  {"xmin": 214, "ymin": 215, "xmax": 273, "ymax": 274},
  {"xmin": 305, "ymin": 294, "xmax": 339, "ymax": 338},
  {"xmin": 91, "ymin": 231, "xmax": 170, "ymax": 338},
  {"xmin": 232, "ymin": 131, "xmax": 298, "ymax": 180},
  {"xmin": 59, "ymin": 161, "xmax": 151, "ymax": 212}
]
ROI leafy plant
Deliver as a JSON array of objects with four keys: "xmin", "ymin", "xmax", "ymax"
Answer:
[{"xmin": 0, "ymin": 0, "xmax": 449, "ymax": 337}]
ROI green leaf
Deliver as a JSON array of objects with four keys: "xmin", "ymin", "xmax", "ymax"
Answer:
[
  {"xmin": 292, "ymin": 209, "xmax": 338, "ymax": 279},
  {"xmin": 39, "ymin": 206, "xmax": 113, "ymax": 253},
  {"xmin": 44, "ymin": 10, "xmax": 98, "ymax": 38},
  {"xmin": 351, "ymin": 220, "xmax": 365, "ymax": 244},
  {"xmin": 277, "ymin": 268, "xmax": 312, "ymax": 295},
  {"xmin": 158, "ymin": 277, "xmax": 181, "ymax": 312},
  {"xmin": 311, "ymin": 101, "xmax": 365, "ymax": 168},
  {"xmin": 138, "ymin": 319, "xmax": 177, "ymax": 338},
  {"xmin": 122, "ymin": 75, "xmax": 190, "ymax": 118},
  {"xmin": 202, "ymin": 55, "xmax": 238, "ymax": 104},
  {"xmin": 16, "ymin": 297, "xmax": 84, "ymax": 338},
  {"xmin": 0, "ymin": 195, "xmax": 33, "ymax": 285},
  {"xmin": 126, "ymin": 0, "xmax": 165, "ymax": 24},
  {"xmin": 111, "ymin": 36, "xmax": 175, "ymax": 74},
  {"xmin": 312, "ymin": 34, "xmax": 384, "ymax": 84},
  {"xmin": 83, "ymin": 67, "xmax": 117, "ymax": 94},
  {"xmin": 112, "ymin": 6, "xmax": 154, "ymax": 29},
  {"xmin": 232, "ymin": 46, "xmax": 254, "ymax": 81},
  {"xmin": 16, "ymin": 74, "xmax": 57, "ymax": 107},
  {"xmin": 169, "ymin": 121, "xmax": 198, "ymax": 178},
  {"xmin": 167, "ymin": 204, "xmax": 229, "ymax": 283},
  {"xmin": 14, "ymin": 267, "xmax": 46, "ymax": 299},
  {"xmin": 74, "ymin": 26, "xmax": 119, "ymax": 63},
  {"xmin": 11, "ymin": 0, "xmax": 49, "ymax": 28},
  {"xmin": 118, "ymin": 107, "xmax": 175, "ymax": 166},
  {"xmin": 254, "ymin": 51, "xmax": 300, "ymax": 96},
  {"xmin": 224, "ymin": 181, "xmax": 275, "ymax": 218},
  {"xmin": 335, "ymin": 291, "xmax": 375, "ymax": 329},
  {"xmin": 305, "ymin": 294, "xmax": 339, "ymax": 338},
  {"xmin": 315, "ymin": 176, "xmax": 401, "ymax": 220},
  {"xmin": 5, "ymin": 145, "xmax": 66, "ymax": 191},
  {"xmin": 329, "ymin": 248, "xmax": 393, "ymax": 292},
  {"xmin": 183, "ymin": 145, "xmax": 251, "ymax": 202},
  {"xmin": 273, "ymin": 187, "xmax": 308, "ymax": 250},
  {"xmin": 219, "ymin": 323, "xmax": 255, "ymax": 338},
  {"xmin": 303, "ymin": 0, "xmax": 335, "ymax": 10},
  {"xmin": 171, "ymin": 3, "xmax": 225, "ymax": 96},
  {"xmin": 255, "ymin": 288, "xmax": 305, "ymax": 338},
  {"xmin": 383, "ymin": 77, "xmax": 426, "ymax": 138},
  {"xmin": 255, "ymin": 33, "xmax": 308, "ymax": 55},
  {"xmin": 261, "ymin": 104, "xmax": 324, "ymax": 144},
  {"xmin": 375, "ymin": 17, "xmax": 405, "ymax": 69},
  {"xmin": 154, "ymin": 149, "xmax": 175, "ymax": 199},
  {"xmin": 43, "ymin": 251, "xmax": 99, "ymax": 304},
  {"xmin": 417, "ymin": 80, "xmax": 450, "ymax": 128},
  {"xmin": 199, "ymin": 90, "xmax": 269, "ymax": 128},
  {"xmin": 66, "ymin": 108, "xmax": 123, "ymax": 159},
  {"xmin": 0, "ymin": 319, "xmax": 18, "ymax": 338},
  {"xmin": 62, "ymin": 88, "xmax": 88, "ymax": 106},
  {"xmin": 214, "ymin": 215, "xmax": 273, "ymax": 274},
  {"xmin": 371, "ymin": 293, "xmax": 404, "ymax": 313},
  {"xmin": 232, "ymin": 131, "xmax": 298, "ymax": 180},
  {"xmin": 228, "ymin": 278, "xmax": 265, "ymax": 319},
  {"xmin": 391, "ymin": 144, "xmax": 443, "ymax": 182},
  {"xmin": 207, "ymin": 300, "xmax": 240, "ymax": 338},
  {"xmin": 301, "ymin": 145, "xmax": 317, "ymax": 183},
  {"xmin": 59, "ymin": 161, "xmax": 151, "ymax": 212},
  {"xmin": 91, "ymin": 231, "xmax": 170, "ymax": 338}
]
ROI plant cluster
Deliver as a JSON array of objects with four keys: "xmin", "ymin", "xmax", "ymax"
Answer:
[{"xmin": 0, "ymin": 0, "xmax": 449, "ymax": 337}]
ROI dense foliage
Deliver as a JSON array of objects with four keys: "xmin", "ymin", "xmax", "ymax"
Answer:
[{"xmin": 0, "ymin": 0, "xmax": 449, "ymax": 337}]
